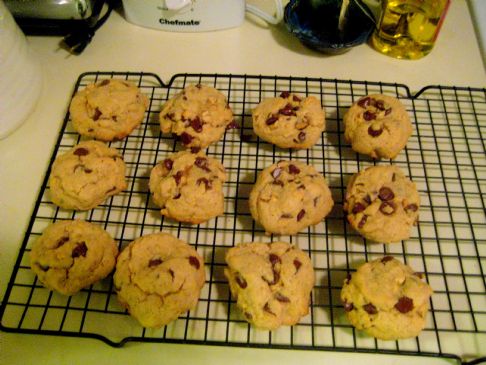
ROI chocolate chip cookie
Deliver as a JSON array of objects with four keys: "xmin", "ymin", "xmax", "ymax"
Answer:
[
  {"xmin": 224, "ymin": 242, "xmax": 315, "ymax": 330},
  {"xmin": 252, "ymin": 92, "xmax": 325, "ymax": 149},
  {"xmin": 113, "ymin": 232, "xmax": 206, "ymax": 328},
  {"xmin": 49, "ymin": 140, "xmax": 127, "ymax": 210},
  {"xmin": 344, "ymin": 94, "xmax": 412, "ymax": 159},
  {"xmin": 149, "ymin": 150, "xmax": 226, "ymax": 224},
  {"xmin": 249, "ymin": 160, "xmax": 334, "ymax": 235},
  {"xmin": 341, "ymin": 256, "xmax": 433, "ymax": 340},
  {"xmin": 159, "ymin": 84, "xmax": 234, "ymax": 149},
  {"xmin": 344, "ymin": 165, "xmax": 420, "ymax": 243},
  {"xmin": 30, "ymin": 219, "xmax": 118, "ymax": 296},
  {"xmin": 69, "ymin": 79, "xmax": 149, "ymax": 141}
]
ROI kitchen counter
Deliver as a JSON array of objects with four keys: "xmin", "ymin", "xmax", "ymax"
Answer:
[{"xmin": 1, "ymin": 1, "xmax": 485, "ymax": 364}]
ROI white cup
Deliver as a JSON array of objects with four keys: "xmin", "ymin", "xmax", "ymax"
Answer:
[{"xmin": 0, "ymin": 0, "xmax": 42, "ymax": 139}]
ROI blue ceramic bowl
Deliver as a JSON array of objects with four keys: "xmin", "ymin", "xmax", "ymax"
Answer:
[{"xmin": 284, "ymin": 0, "xmax": 375, "ymax": 54}]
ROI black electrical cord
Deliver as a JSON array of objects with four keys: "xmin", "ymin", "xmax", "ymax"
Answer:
[{"xmin": 61, "ymin": 0, "xmax": 117, "ymax": 55}]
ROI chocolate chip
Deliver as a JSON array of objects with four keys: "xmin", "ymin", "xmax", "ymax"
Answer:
[
  {"xmin": 288, "ymin": 164, "xmax": 300, "ymax": 175},
  {"xmin": 368, "ymin": 125, "xmax": 383, "ymax": 137},
  {"xmin": 149, "ymin": 258, "xmax": 163, "ymax": 267},
  {"xmin": 173, "ymin": 171, "xmax": 183, "ymax": 185},
  {"xmin": 293, "ymin": 259, "xmax": 302, "ymax": 272},
  {"xmin": 93, "ymin": 108, "xmax": 102, "ymax": 121},
  {"xmin": 55, "ymin": 236, "xmax": 69, "ymax": 248},
  {"xmin": 190, "ymin": 117, "xmax": 203, "ymax": 132},
  {"xmin": 298, "ymin": 184, "xmax": 306, "ymax": 190},
  {"xmin": 405, "ymin": 204, "xmax": 418, "ymax": 212},
  {"xmin": 352, "ymin": 202, "xmax": 366, "ymax": 214},
  {"xmin": 343, "ymin": 301, "xmax": 354, "ymax": 312},
  {"xmin": 363, "ymin": 195, "xmax": 372, "ymax": 205},
  {"xmin": 244, "ymin": 312, "xmax": 253, "ymax": 320},
  {"xmin": 271, "ymin": 167, "xmax": 282, "ymax": 179},
  {"xmin": 293, "ymin": 95, "xmax": 301, "ymax": 102},
  {"xmin": 173, "ymin": 193, "xmax": 181, "ymax": 199},
  {"xmin": 345, "ymin": 273, "xmax": 352, "ymax": 284},
  {"xmin": 163, "ymin": 158, "xmax": 173, "ymax": 171},
  {"xmin": 73, "ymin": 147, "xmax": 89, "ymax": 156},
  {"xmin": 375, "ymin": 100, "xmax": 386, "ymax": 111},
  {"xmin": 357, "ymin": 97, "xmax": 371, "ymax": 108},
  {"xmin": 226, "ymin": 120, "xmax": 240, "ymax": 130},
  {"xmin": 281, "ymin": 214, "xmax": 293, "ymax": 219},
  {"xmin": 275, "ymin": 292, "xmax": 290, "ymax": 303},
  {"xmin": 169, "ymin": 269, "xmax": 175, "ymax": 280},
  {"xmin": 179, "ymin": 132, "xmax": 193, "ymax": 145},
  {"xmin": 39, "ymin": 264, "xmax": 50, "ymax": 272},
  {"xmin": 381, "ymin": 256, "xmax": 394, "ymax": 263},
  {"xmin": 190, "ymin": 147, "xmax": 201, "ymax": 153},
  {"xmin": 263, "ymin": 270, "xmax": 280, "ymax": 286},
  {"xmin": 297, "ymin": 209, "xmax": 305, "ymax": 221},
  {"xmin": 197, "ymin": 177, "xmax": 212, "ymax": 190},
  {"xmin": 188, "ymin": 256, "xmax": 200, "ymax": 270},
  {"xmin": 395, "ymin": 296, "xmax": 414, "ymax": 313},
  {"xmin": 280, "ymin": 91, "xmax": 290, "ymax": 98},
  {"xmin": 363, "ymin": 303, "xmax": 378, "ymax": 314},
  {"xmin": 385, "ymin": 108, "xmax": 392, "ymax": 116},
  {"xmin": 263, "ymin": 303, "xmax": 275, "ymax": 315},
  {"xmin": 279, "ymin": 103, "xmax": 296, "ymax": 116},
  {"xmin": 269, "ymin": 253, "xmax": 281, "ymax": 266},
  {"xmin": 358, "ymin": 215, "xmax": 368, "ymax": 228},
  {"xmin": 378, "ymin": 187, "xmax": 395, "ymax": 201},
  {"xmin": 99, "ymin": 80, "xmax": 110, "ymax": 86},
  {"xmin": 266, "ymin": 116, "xmax": 278, "ymax": 125},
  {"xmin": 272, "ymin": 180, "xmax": 284, "ymax": 187},
  {"xmin": 379, "ymin": 201, "xmax": 396, "ymax": 215},
  {"xmin": 84, "ymin": 168, "xmax": 93, "ymax": 173},
  {"xmin": 72, "ymin": 242, "xmax": 88, "ymax": 258},
  {"xmin": 298, "ymin": 131, "xmax": 306, "ymax": 142},
  {"xmin": 195, "ymin": 157, "xmax": 211, "ymax": 172},
  {"xmin": 235, "ymin": 273, "xmax": 247, "ymax": 288},
  {"xmin": 363, "ymin": 111, "xmax": 376, "ymax": 121}
]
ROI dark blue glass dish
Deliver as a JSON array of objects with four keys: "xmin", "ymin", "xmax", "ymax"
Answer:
[{"xmin": 284, "ymin": 0, "xmax": 376, "ymax": 54}]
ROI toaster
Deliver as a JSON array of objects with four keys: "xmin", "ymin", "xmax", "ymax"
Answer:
[{"xmin": 4, "ymin": 0, "xmax": 106, "ymax": 35}]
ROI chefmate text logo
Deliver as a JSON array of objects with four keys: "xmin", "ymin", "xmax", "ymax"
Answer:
[{"xmin": 159, "ymin": 18, "xmax": 200, "ymax": 26}]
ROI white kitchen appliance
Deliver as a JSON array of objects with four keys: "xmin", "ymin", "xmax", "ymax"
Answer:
[{"xmin": 121, "ymin": 0, "xmax": 283, "ymax": 32}]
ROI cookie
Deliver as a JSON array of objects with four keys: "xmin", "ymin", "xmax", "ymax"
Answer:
[
  {"xmin": 113, "ymin": 232, "xmax": 206, "ymax": 328},
  {"xmin": 344, "ymin": 165, "xmax": 420, "ymax": 243},
  {"xmin": 149, "ymin": 150, "xmax": 226, "ymax": 224},
  {"xmin": 69, "ymin": 79, "xmax": 149, "ymax": 141},
  {"xmin": 49, "ymin": 140, "xmax": 127, "ymax": 210},
  {"xmin": 343, "ymin": 94, "xmax": 412, "ymax": 159},
  {"xmin": 224, "ymin": 242, "xmax": 315, "ymax": 330},
  {"xmin": 340, "ymin": 256, "xmax": 433, "ymax": 340},
  {"xmin": 30, "ymin": 219, "xmax": 118, "ymax": 296},
  {"xmin": 249, "ymin": 160, "xmax": 334, "ymax": 235},
  {"xmin": 252, "ymin": 91, "xmax": 325, "ymax": 149},
  {"xmin": 159, "ymin": 84, "xmax": 234, "ymax": 149}
]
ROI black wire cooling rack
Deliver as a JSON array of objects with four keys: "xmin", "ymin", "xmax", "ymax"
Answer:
[{"xmin": 1, "ymin": 72, "xmax": 485, "ymax": 364}]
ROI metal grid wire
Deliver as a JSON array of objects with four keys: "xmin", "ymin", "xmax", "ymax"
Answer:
[{"xmin": 1, "ymin": 72, "xmax": 485, "ymax": 364}]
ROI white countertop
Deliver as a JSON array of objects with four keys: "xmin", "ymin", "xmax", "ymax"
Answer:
[{"xmin": 1, "ymin": 1, "xmax": 485, "ymax": 364}]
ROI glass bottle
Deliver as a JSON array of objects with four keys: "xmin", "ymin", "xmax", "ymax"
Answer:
[{"xmin": 370, "ymin": 0, "xmax": 451, "ymax": 60}]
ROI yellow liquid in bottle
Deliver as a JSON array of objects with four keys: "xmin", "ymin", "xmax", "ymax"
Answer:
[{"xmin": 371, "ymin": 0, "xmax": 450, "ymax": 60}]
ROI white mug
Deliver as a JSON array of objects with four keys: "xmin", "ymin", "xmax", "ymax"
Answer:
[
  {"xmin": 122, "ymin": 0, "xmax": 284, "ymax": 32},
  {"xmin": 0, "ymin": 0, "xmax": 42, "ymax": 139}
]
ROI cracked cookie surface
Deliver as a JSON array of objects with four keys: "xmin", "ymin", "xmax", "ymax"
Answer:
[
  {"xmin": 30, "ymin": 219, "xmax": 118, "ymax": 296},
  {"xmin": 69, "ymin": 79, "xmax": 149, "ymax": 141},
  {"xmin": 252, "ymin": 92, "xmax": 325, "ymax": 149},
  {"xmin": 340, "ymin": 256, "xmax": 433, "ymax": 340},
  {"xmin": 49, "ymin": 140, "xmax": 127, "ymax": 210},
  {"xmin": 344, "ymin": 165, "xmax": 420, "ymax": 243},
  {"xmin": 159, "ymin": 84, "xmax": 234, "ymax": 149},
  {"xmin": 344, "ymin": 94, "xmax": 412, "ymax": 159},
  {"xmin": 224, "ymin": 242, "xmax": 315, "ymax": 330},
  {"xmin": 149, "ymin": 150, "xmax": 226, "ymax": 224},
  {"xmin": 249, "ymin": 160, "xmax": 334, "ymax": 235},
  {"xmin": 113, "ymin": 232, "xmax": 206, "ymax": 328}
]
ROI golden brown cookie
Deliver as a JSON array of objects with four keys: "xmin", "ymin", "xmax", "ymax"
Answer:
[
  {"xmin": 344, "ymin": 94, "xmax": 412, "ymax": 159},
  {"xmin": 69, "ymin": 79, "xmax": 149, "ymax": 141},
  {"xmin": 224, "ymin": 242, "xmax": 315, "ymax": 330},
  {"xmin": 30, "ymin": 219, "xmax": 118, "ymax": 296},
  {"xmin": 113, "ymin": 232, "xmax": 206, "ymax": 328},
  {"xmin": 344, "ymin": 165, "xmax": 420, "ymax": 243},
  {"xmin": 252, "ymin": 92, "xmax": 325, "ymax": 149},
  {"xmin": 341, "ymin": 256, "xmax": 433, "ymax": 340}
]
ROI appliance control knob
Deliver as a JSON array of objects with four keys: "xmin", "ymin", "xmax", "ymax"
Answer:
[{"xmin": 165, "ymin": 0, "xmax": 192, "ymax": 11}]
